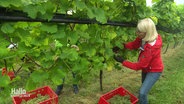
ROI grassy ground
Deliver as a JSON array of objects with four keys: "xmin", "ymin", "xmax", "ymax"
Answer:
[
  {"xmin": 149, "ymin": 44, "xmax": 184, "ymax": 104},
  {"xmin": 57, "ymin": 44, "xmax": 184, "ymax": 104}
]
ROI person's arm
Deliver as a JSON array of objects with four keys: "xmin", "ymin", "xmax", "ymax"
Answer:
[
  {"xmin": 122, "ymin": 48, "xmax": 152, "ymax": 70},
  {"xmin": 124, "ymin": 37, "xmax": 141, "ymax": 50}
]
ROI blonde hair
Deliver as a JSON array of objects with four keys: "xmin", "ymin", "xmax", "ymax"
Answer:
[{"xmin": 137, "ymin": 18, "xmax": 158, "ymax": 42}]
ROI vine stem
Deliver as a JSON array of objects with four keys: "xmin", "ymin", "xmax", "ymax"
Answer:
[
  {"xmin": 63, "ymin": 60, "xmax": 72, "ymax": 72},
  {"xmin": 3, "ymin": 59, "xmax": 7, "ymax": 73},
  {"xmin": 14, "ymin": 65, "xmax": 22, "ymax": 75},
  {"xmin": 163, "ymin": 43, "xmax": 169, "ymax": 54},
  {"xmin": 25, "ymin": 55, "xmax": 43, "ymax": 68},
  {"xmin": 100, "ymin": 70, "xmax": 103, "ymax": 91}
]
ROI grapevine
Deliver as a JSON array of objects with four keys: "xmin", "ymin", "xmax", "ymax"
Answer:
[{"xmin": 0, "ymin": 0, "xmax": 184, "ymax": 103}]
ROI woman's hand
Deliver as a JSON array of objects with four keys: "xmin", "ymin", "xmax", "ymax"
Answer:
[
  {"xmin": 112, "ymin": 46, "xmax": 120, "ymax": 53},
  {"xmin": 113, "ymin": 55, "xmax": 124, "ymax": 63}
]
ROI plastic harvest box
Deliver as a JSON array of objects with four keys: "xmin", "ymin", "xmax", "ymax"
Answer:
[
  {"xmin": 98, "ymin": 86, "xmax": 138, "ymax": 104},
  {"xmin": 12, "ymin": 86, "xmax": 58, "ymax": 104}
]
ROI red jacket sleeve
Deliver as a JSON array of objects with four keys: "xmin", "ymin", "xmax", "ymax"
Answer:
[
  {"xmin": 124, "ymin": 37, "xmax": 141, "ymax": 50},
  {"xmin": 122, "ymin": 47, "xmax": 152, "ymax": 70}
]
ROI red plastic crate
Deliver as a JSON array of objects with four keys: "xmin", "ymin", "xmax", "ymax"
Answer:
[
  {"xmin": 12, "ymin": 86, "xmax": 58, "ymax": 104},
  {"xmin": 2, "ymin": 67, "xmax": 15, "ymax": 80},
  {"xmin": 98, "ymin": 86, "xmax": 138, "ymax": 104}
]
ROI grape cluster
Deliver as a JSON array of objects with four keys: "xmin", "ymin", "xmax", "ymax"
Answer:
[
  {"xmin": 21, "ymin": 94, "xmax": 49, "ymax": 104},
  {"xmin": 108, "ymin": 95, "xmax": 130, "ymax": 104}
]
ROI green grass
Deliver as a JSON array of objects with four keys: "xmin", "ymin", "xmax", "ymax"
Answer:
[{"xmin": 149, "ymin": 45, "xmax": 184, "ymax": 104}]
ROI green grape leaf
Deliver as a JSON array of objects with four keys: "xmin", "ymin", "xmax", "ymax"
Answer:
[
  {"xmin": 122, "ymin": 34, "xmax": 128, "ymax": 41},
  {"xmin": 95, "ymin": 8, "xmax": 107, "ymax": 23},
  {"xmin": 50, "ymin": 68, "xmax": 66, "ymax": 85},
  {"xmin": 39, "ymin": 1, "xmax": 56, "ymax": 20},
  {"xmin": 73, "ymin": 58, "xmax": 90, "ymax": 73},
  {"xmin": 108, "ymin": 31, "xmax": 117, "ymax": 39},
  {"xmin": 87, "ymin": 8, "xmax": 95, "ymax": 19},
  {"xmin": 25, "ymin": 79, "xmax": 36, "ymax": 91},
  {"xmin": 53, "ymin": 26, "xmax": 66, "ymax": 39},
  {"xmin": 75, "ymin": 1, "xmax": 87, "ymax": 10},
  {"xmin": 0, "ymin": 0, "xmax": 21, "ymax": 7},
  {"xmin": 30, "ymin": 70, "xmax": 49, "ymax": 83},
  {"xmin": 0, "ymin": 48, "xmax": 10, "ymax": 59},
  {"xmin": 40, "ymin": 24, "xmax": 58, "ymax": 33},
  {"xmin": 85, "ymin": 48, "xmax": 96, "ymax": 57},
  {"xmin": 60, "ymin": 48, "xmax": 79, "ymax": 61},
  {"xmin": 74, "ymin": 24, "xmax": 88, "ymax": 32},
  {"xmin": 104, "ymin": 48, "xmax": 114, "ymax": 60},
  {"xmin": 14, "ymin": 22, "xmax": 29, "ymax": 29},
  {"xmin": 152, "ymin": 0, "xmax": 160, "ymax": 3},
  {"xmin": 23, "ymin": 5, "xmax": 38, "ymax": 19},
  {"xmin": 55, "ymin": 40, "xmax": 63, "ymax": 48},
  {"xmin": 87, "ymin": 7, "xmax": 107, "ymax": 24},
  {"xmin": 1, "ymin": 23, "xmax": 15, "ymax": 33},
  {"xmin": 43, "ymin": 38, "xmax": 49, "ymax": 46},
  {"xmin": 0, "ymin": 75, "xmax": 10, "ymax": 87},
  {"xmin": 67, "ymin": 31, "xmax": 79, "ymax": 44}
]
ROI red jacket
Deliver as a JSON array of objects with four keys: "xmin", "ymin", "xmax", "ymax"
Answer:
[{"xmin": 122, "ymin": 35, "xmax": 164, "ymax": 73}]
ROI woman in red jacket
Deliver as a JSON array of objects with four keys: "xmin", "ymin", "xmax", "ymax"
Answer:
[{"xmin": 114, "ymin": 18, "xmax": 164, "ymax": 104}]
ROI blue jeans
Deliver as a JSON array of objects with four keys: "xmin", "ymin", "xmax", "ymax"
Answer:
[{"xmin": 139, "ymin": 72, "xmax": 162, "ymax": 104}]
